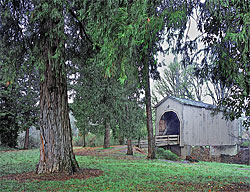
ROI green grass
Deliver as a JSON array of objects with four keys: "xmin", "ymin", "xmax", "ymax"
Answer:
[
  {"xmin": 0, "ymin": 145, "xmax": 17, "ymax": 151},
  {"xmin": 1, "ymin": 149, "xmax": 250, "ymax": 191}
]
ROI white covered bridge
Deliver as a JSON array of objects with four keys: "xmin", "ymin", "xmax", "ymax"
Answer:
[{"xmin": 141, "ymin": 96, "xmax": 240, "ymax": 158}]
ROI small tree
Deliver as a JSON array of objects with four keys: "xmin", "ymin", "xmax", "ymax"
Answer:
[{"xmin": 153, "ymin": 60, "xmax": 204, "ymax": 102}]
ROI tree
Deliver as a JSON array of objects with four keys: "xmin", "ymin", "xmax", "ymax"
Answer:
[
  {"xmin": 17, "ymin": 61, "xmax": 40, "ymax": 149},
  {"xmin": 0, "ymin": 51, "xmax": 39, "ymax": 149},
  {"xmin": 199, "ymin": 0, "xmax": 250, "ymax": 127},
  {"xmin": 69, "ymin": 1, "xmax": 159, "ymax": 158},
  {"xmin": 113, "ymin": 66, "xmax": 146, "ymax": 155},
  {"xmin": 35, "ymin": 1, "xmax": 79, "ymax": 174},
  {"xmin": 0, "ymin": 0, "xmax": 79, "ymax": 174},
  {"xmin": 205, "ymin": 78, "xmax": 232, "ymax": 106},
  {"xmin": 0, "ymin": 82, "xmax": 19, "ymax": 148},
  {"xmin": 71, "ymin": 59, "xmax": 119, "ymax": 149},
  {"xmin": 153, "ymin": 60, "xmax": 204, "ymax": 104},
  {"xmin": 172, "ymin": 0, "xmax": 249, "ymax": 127},
  {"xmin": 71, "ymin": 57, "xmax": 145, "ymax": 151},
  {"xmin": 81, "ymin": 0, "xmax": 195, "ymax": 159}
]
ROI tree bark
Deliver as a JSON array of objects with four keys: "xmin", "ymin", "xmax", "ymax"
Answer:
[
  {"xmin": 83, "ymin": 133, "xmax": 86, "ymax": 147},
  {"xmin": 37, "ymin": 56, "xmax": 79, "ymax": 174},
  {"xmin": 127, "ymin": 138, "xmax": 133, "ymax": 155},
  {"xmin": 36, "ymin": 1, "xmax": 79, "ymax": 175},
  {"xmin": 145, "ymin": 64, "xmax": 156, "ymax": 159},
  {"xmin": 137, "ymin": 137, "xmax": 141, "ymax": 148},
  {"xmin": 103, "ymin": 119, "xmax": 110, "ymax": 148},
  {"xmin": 118, "ymin": 134, "xmax": 125, "ymax": 145},
  {"xmin": 24, "ymin": 127, "xmax": 29, "ymax": 149}
]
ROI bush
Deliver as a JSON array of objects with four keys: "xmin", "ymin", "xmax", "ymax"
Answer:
[
  {"xmin": 0, "ymin": 145, "xmax": 14, "ymax": 151},
  {"xmin": 86, "ymin": 134, "xmax": 98, "ymax": 147},
  {"xmin": 73, "ymin": 134, "xmax": 105, "ymax": 147},
  {"xmin": 241, "ymin": 141, "xmax": 250, "ymax": 147},
  {"xmin": 73, "ymin": 133, "xmax": 120, "ymax": 147},
  {"xmin": 156, "ymin": 148, "xmax": 180, "ymax": 161},
  {"xmin": 73, "ymin": 136, "xmax": 85, "ymax": 147}
]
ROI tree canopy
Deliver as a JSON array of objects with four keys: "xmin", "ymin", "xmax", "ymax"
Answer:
[{"xmin": 177, "ymin": 0, "xmax": 249, "ymax": 126}]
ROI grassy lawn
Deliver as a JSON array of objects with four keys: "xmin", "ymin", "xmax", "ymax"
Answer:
[{"xmin": 0, "ymin": 148, "xmax": 250, "ymax": 191}]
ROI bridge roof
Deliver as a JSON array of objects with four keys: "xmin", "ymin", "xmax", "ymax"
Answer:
[{"xmin": 154, "ymin": 96, "xmax": 216, "ymax": 109}]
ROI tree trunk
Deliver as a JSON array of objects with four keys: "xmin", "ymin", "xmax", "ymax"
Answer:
[
  {"xmin": 118, "ymin": 135, "xmax": 125, "ymax": 145},
  {"xmin": 83, "ymin": 133, "xmax": 86, "ymax": 147},
  {"xmin": 127, "ymin": 138, "xmax": 133, "ymax": 155},
  {"xmin": 103, "ymin": 119, "xmax": 110, "ymax": 148},
  {"xmin": 145, "ymin": 64, "xmax": 156, "ymax": 159},
  {"xmin": 36, "ymin": 1, "xmax": 79, "ymax": 175},
  {"xmin": 37, "ymin": 58, "xmax": 79, "ymax": 174},
  {"xmin": 24, "ymin": 127, "xmax": 29, "ymax": 149},
  {"xmin": 137, "ymin": 137, "xmax": 141, "ymax": 148}
]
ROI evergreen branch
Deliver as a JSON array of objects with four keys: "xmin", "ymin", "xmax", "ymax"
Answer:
[{"xmin": 69, "ymin": 9, "xmax": 100, "ymax": 50}]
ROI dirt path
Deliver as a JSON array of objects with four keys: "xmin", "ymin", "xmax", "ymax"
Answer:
[{"xmin": 74, "ymin": 145, "xmax": 147, "ymax": 160}]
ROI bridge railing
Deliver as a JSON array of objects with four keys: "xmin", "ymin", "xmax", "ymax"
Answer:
[
  {"xmin": 131, "ymin": 135, "xmax": 180, "ymax": 148},
  {"xmin": 155, "ymin": 135, "xmax": 180, "ymax": 146}
]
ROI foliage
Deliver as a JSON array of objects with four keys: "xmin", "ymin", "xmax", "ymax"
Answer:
[
  {"xmin": 0, "ymin": 145, "xmax": 15, "ymax": 151},
  {"xmin": 241, "ymin": 141, "xmax": 250, "ymax": 147},
  {"xmin": 198, "ymin": 0, "xmax": 250, "ymax": 127},
  {"xmin": 72, "ymin": 134, "xmax": 117, "ymax": 147},
  {"xmin": 156, "ymin": 147, "xmax": 180, "ymax": 161},
  {"xmin": 0, "ymin": 80, "xmax": 39, "ymax": 147},
  {"xmin": 0, "ymin": 149, "xmax": 250, "ymax": 191},
  {"xmin": 172, "ymin": 0, "xmax": 250, "ymax": 127},
  {"xmin": 0, "ymin": 0, "xmax": 42, "ymax": 148},
  {"xmin": 72, "ymin": 136, "xmax": 85, "ymax": 147},
  {"xmin": 0, "ymin": 81, "xmax": 39, "ymax": 148},
  {"xmin": 70, "ymin": 50, "xmax": 146, "ymax": 147},
  {"xmin": 0, "ymin": 63, "xmax": 39, "ymax": 148}
]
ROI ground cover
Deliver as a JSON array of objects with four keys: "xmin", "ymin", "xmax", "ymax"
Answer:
[{"xmin": 0, "ymin": 146, "xmax": 250, "ymax": 191}]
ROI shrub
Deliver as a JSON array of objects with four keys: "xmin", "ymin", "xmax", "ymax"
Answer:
[
  {"xmin": 0, "ymin": 145, "xmax": 13, "ymax": 151},
  {"xmin": 73, "ymin": 133, "xmax": 120, "ymax": 147},
  {"xmin": 86, "ymin": 134, "xmax": 97, "ymax": 147},
  {"xmin": 156, "ymin": 148, "xmax": 180, "ymax": 161},
  {"xmin": 241, "ymin": 141, "xmax": 250, "ymax": 147},
  {"xmin": 73, "ymin": 134, "xmax": 104, "ymax": 147},
  {"xmin": 73, "ymin": 136, "xmax": 85, "ymax": 147}
]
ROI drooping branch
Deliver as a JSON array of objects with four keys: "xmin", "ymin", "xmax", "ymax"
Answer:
[{"xmin": 69, "ymin": 9, "xmax": 100, "ymax": 51}]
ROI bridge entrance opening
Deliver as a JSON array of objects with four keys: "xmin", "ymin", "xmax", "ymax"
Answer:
[{"xmin": 159, "ymin": 111, "xmax": 180, "ymax": 136}]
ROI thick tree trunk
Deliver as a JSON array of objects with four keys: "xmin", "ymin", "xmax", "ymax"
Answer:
[
  {"xmin": 145, "ymin": 65, "xmax": 156, "ymax": 159},
  {"xmin": 127, "ymin": 138, "xmax": 133, "ymax": 155},
  {"xmin": 36, "ymin": 1, "xmax": 79, "ymax": 175},
  {"xmin": 103, "ymin": 120, "xmax": 110, "ymax": 148},
  {"xmin": 24, "ymin": 127, "xmax": 29, "ymax": 149},
  {"xmin": 37, "ymin": 60, "xmax": 79, "ymax": 174}
]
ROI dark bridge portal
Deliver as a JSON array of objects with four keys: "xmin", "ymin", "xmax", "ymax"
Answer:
[{"xmin": 159, "ymin": 111, "xmax": 180, "ymax": 135}]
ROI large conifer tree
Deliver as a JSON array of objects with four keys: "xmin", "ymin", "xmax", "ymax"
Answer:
[{"xmin": 0, "ymin": 0, "xmax": 79, "ymax": 174}]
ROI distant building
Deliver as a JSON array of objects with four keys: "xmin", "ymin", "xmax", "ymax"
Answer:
[{"xmin": 154, "ymin": 96, "xmax": 239, "ymax": 158}]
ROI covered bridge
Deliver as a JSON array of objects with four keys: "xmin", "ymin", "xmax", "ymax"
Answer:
[{"xmin": 154, "ymin": 96, "xmax": 239, "ymax": 158}]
